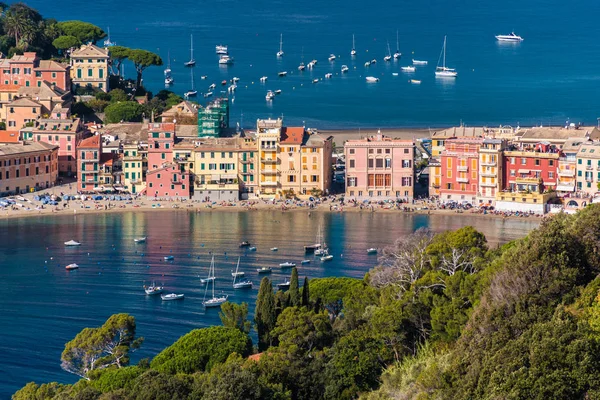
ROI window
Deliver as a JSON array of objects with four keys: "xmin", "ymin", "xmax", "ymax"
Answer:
[
  {"xmin": 311, "ymin": 175, "xmax": 319, "ymax": 182},
  {"xmin": 349, "ymin": 159, "xmax": 355, "ymax": 168},
  {"xmin": 385, "ymin": 149, "xmax": 391, "ymax": 154},
  {"xmin": 376, "ymin": 159, "xmax": 383, "ymax": 168},
  {"xmin": 99, "ymin": 69, "xmax": 103, "ymax": 78},
  {"xmin": 549, "ymin": 160, "xmax": 554, "ymax": 166},
  {"xmin": 535, "ymin": 159, "xmax": 540, "ymax": 166},
  {"xmin": 201, "ymin": 163, "xmax": 205, "ymax": 170},
  {"xmin": 88, "ymin": 69, "xmax": 93, "ymax": 77},
  {"xmin": 549, "ymin": 172, "xmax": 554, "ymax": 179},
  {"xmin": 511, "ymin": 157, "xmax": 516, "ymax": 164},
  {"xmin": 385, "ymin": 158, "xmax": 391, "ymax": 168},
  {"xmin": 521, "ymin": 158, "xmax": 527, "ymax": 165},
  {"xmin": 510, "ymin": 170, "xmax": 516, "ymax": 177},
  {"xmin": 52, "ymin": 72, "xmax": 56, "ymax": 78},
  {"xmin": 288, "ymin": 175, "xmax": 296, "ymax": 182},
  {"xmin": 402, "ymin": 177, "xmax": 412, "ymax": 186},
  {"xmin": 578, "ymin": 159, "xmax": 582, "ymax": 164},
  {"xmin": 161, "ymin": 153, "xmax": 165, "ymax": 159},
  {"xmin": 347, "ymin": 177, "xmax": 357, "ymax": 187},
  {"xmin": 211, "ymin": 152, "xmax": 215, "ymax": 158},
  {"xmin": 368, "ymin": 149, "xmax": 374, "ymax": 154},
  {"xmin": 368, "ymin": 159, "xmax": 374, "ymax": 168},
  {"xmin": 402, "ymin": 160, "xmax": 411, "ymax": 168},
  {"xmin": 349, "ymin": 149, "xmax": 355, "ymax": 154},
  {"xmin": 377, "ymin": 149, "xmax": 382, "ymax": 154}
]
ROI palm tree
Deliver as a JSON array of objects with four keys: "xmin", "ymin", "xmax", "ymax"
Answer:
[{"xmin": 3, "ymin": 12, "xmax": 28, "ymax": 46}]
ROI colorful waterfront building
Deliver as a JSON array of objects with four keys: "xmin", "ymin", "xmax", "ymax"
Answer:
[
  {"xmin": 344, "ymin": 132, "xmax": 415, "ymax": 201},
  {"xmin": 477, "ymin": 138, "xmax": 507, "ymax": 204},
  {"xmin": 0, "ymin": 142, "xmax": 58, "ymax": 196},
  {"xmin": 76, "ymin": 135, "xmax": 101, "ymax": 192},
  {"xmin": 575, "ymin": 141, "xmax": 600, "ymax": 196},
  {"xmin": 0, "ymin": 52, "xmax": 71, "ymax": 91},
  {"xmin": 69, "ymin": 44, "xmax": 110, "ymax": 92},
  {"xmin": 145, "ymin": 122, "xmax": 191, "ymax": 199},
  {"xmin": 439, "ymin": 137, "xmax": 483, "ymax": 204},
  {"xmin": 161, "ymin": 100, "xmax": 198, "ymax": 124},
  {"xmin": 501, "ymin": 142, "xmax": 560, "ymax": 193},
  {"xmin": 122, "ymin": 141, "xmax": 146, "ymax": 195},
  {"xmin": 197, "ymin": 98, "xmax": 229, "ymax": 137},
  {"xmin": 556, "ymin": 138, "xmax": 585, "ymax": 196}
]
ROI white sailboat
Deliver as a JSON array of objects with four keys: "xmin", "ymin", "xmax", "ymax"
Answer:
[
  {"xmin": 305, "ymin": 225, "xmax": 323, "ymax": 252},
  {"xmin": 203, "ymin": 256, "xmax": 228, "ymax": 308},
  {"xmin": 276, "ymin": 33, "xmax": 284, "ymax": 57},
  {"xmin": 184, "ymin": 68, "xmax": 197, "ymax": 98},
  {"xmin": 103, "ymin": 27, "xmax": 116, "ymax": 47},
  {"xmin": 435, "ymin": 36, "xmax": 457, "ymax": 78},
  {"xmin": 164, "ymin": 50, "xmax": 173, "ymax": 85},
  {"xmin": 298, "ymin": 47, "xmax": 305, "ymax": 71},
  {"xmin": 144, "ymin": 281, "xmax": 163, "ymax": 295},
  {"xmin": 394, "ymin": 30, "xmax": 401, "ymax": 59},
  {"xmin": 232, "ymin": 257, "xmax": 253, "ymax": 289},
  {"xmin": 351, "ymin": 34, "xmax": 357, "ymax": 56},
  {"xmin": 384, "ymin": 42, "xmax": 392, "ymax": 62},
  {"xmin": 184, "ymin": 34, "xmax": 196, "ymax": 67}
]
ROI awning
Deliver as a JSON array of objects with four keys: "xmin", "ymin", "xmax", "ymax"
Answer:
[
  {"xmin": 517, "ymin": 169, "xmax": 530, "ymax": 174},
  {"xmin": 556, "ymin": 185, "xmax": 575, "ymax": 192}
]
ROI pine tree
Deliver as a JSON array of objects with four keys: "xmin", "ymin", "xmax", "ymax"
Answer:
[
  {"xmin": 301, "ymin": 276, "xmax": 310, "ymax": 307},
  {"xmin": 255, "ymin": 277, "xmax": 276, "ymax": 351},
  {"xmin": 288, "ymin": 267, "xmax": 300, "ymax": 306}
]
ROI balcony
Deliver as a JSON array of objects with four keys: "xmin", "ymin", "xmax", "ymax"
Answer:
[
  {"xmin": 241, "ymin": 158, "xmax": 254, "ymax": 164},
  {"xmin": 557, "ymin": 169, "xmax": 575, "ymax": 177},
  {"xmin": 431, "ymin": 183, "xmax": 440, "ymax": 188},
  {"xmin": 261, "ymin": 169, "xmax": 278, "ymax": 175},
  {"xmin": 262, "ymin": 158, "xmax": 278, "ymax": 164},
  {"xmin": 130, "ymin": 179, "xmax": 142, "ymax": 185},
  {"xmin": 261, "ymin": 181, "xmax": 278, "ymax": 186},
  {"xmin": 480, "ymin": 161, "xmax": 497, "ymax": 167},
  {"xmin": 456, "ymin": 177, "xmax": 469, "ymax": 183},
  {"xmin": 85, "ymin": 177, "xmax": 97, "ymax": 182},
  {"xmin": 480, "ymin": 182, "xmax": 496, "ymax": 187},
  {"xmin": 586, "ymin": 165, "xmax": 594, "ymax": 170},
  {"xmin": 241, "ymin": 170, "xmax": 254, "ymax": 175},
  {"xmin": 480, "ymin": 172, "xmax": 497, "ymax": 177},
  {"xmin": 585, "ymin": 176, "xmax": 594, "ymax": 182},
  {"xmin": 457, "ymin": 165, "xmax": 468, "ymax": 172},
  {"xmin": 260, "ymin": 145, "xmax": 278, "ymax": 150},
  {"xmin": 81, "ymin": 158, "xmax": 97, "ymax": 163}
]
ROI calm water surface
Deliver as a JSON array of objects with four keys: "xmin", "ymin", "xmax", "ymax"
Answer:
[{"xmin": 0, "ymin": 210, "xmax": 538, "ymax": 396}]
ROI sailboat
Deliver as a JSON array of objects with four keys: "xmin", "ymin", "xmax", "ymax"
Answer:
[
  {"xmin": 164, "ymin": 50, "xmax": 174, "ymax": 85},
  {"xmin": 202, "ymin": 256, "xmax": 228, "ymax": 308},
  {"xmin": 298, "ymin": 47, "xmax": 305, "ymax": 71},
  {"xmin": 304, "ymin": 225, "xmax": 323, "ymax": 253},
  {"xmin": 435, "ymin": 36, "xmax": 457, "ymax": 77},
  {"xmin": 184, "ymin": 34, "xmax": 196, "ymax": 67},
  {"xmin": 103, "ymin": 27, "xmax": 116, "ymax": 47},
  {"xmin": 384, "ymin": 42, "xmax": 392, "ymax": 62},
  {"xmin": 350, "ymin": 34, "xmax": 357, "ymax": 56},
  {"xmin": 232, "ymin": 257, "xmax": 253, "ymax": 289},
  {"xmin": 394, "ymin": 30, "xmax": 401, "ymax": 59},
  {"xmin": 184, "ymin": 68, "xmax": 197, "ymax": 97},
  {"xmin": 276, "ymin": 33, "xmax": 284, "ymax": 57}
]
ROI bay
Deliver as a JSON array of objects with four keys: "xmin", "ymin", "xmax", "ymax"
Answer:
[
  {"xmin": 24, "ymin": 0, "xmax": 600, "ymax": 128},
  {"xmin": 0, "ymin": 210, "xmax": 538, "ymax": 396}
]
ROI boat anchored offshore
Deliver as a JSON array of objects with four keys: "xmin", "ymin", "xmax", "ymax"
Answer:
[
  {"xmin": 202, "ymin": 255, "xmax": 228, "ymax": 308},
  {"xmin": 435, "ymin": 36, "xmax": 457, "ymax": 77},
  {"xmin": 394, "ymin": 30, "xmax": 401, "ymax": 59},
  {"xmin": 277, "ymin": 280, "xmax": 291, "ymax": 290},
  {"xmin": 134, "ymin": 237, "xmax": 147, "ymax": 243},
  {"xmin": 411, "ymin": 79, "xmax": 421, "ymax": 84},
  {"xmin": 495, "ymin": 32, "xmax": 523, "ymax": 42},
  {"xmin": 276, "ymin": 33, "xmax": 284, "ymax": 57},
  {"xmin": 328, "ymin": 54, "xmax": 336, "ymax": 62},
  {"xmin": 279, "ymin": 262, "xmax": 296, "ymax": 268},
  {"xmin": 351, "ymin": 34, "xmax": 357, "ymax": 56},
  {"xmin": 257, "ymin": 266, "xmax": 272, "ymax": 274},
  {"xmin": 218, "ymin": 55, "xmax": 234, "ymax": 65},
  {"xmin": 216, "ymin": 44, "xmax": 228, "ymax": 54},
  {"xmin": 341, "ymin": 65, "xmax": 349, "ymax": 73},
  {"xmin": 184, "ymin": 34, "xmax": 196, "ymax": 67},
  {"xmin": 412, "ymin": 59, "xmax": 428, "ymax": 65},
  {"xmin": 301, "ymin": 259, "xmax": 311, "ymax": 265},
  {"xmin": 384, "ymin": 42, "xmax": 392, "ymax": 62},
  {"xmin": 164, "ymin": 255, "xmax": 174, "ymax": 261},
  {"xmin": 64, "ymin": 240, "xmax": 81, "ymax": 246},
  {"xmin": 144, "ymin": 282, "xmax": 163, "ymax": 295},
  {"xmin": 240, "ymin": 241, "xmax": 251, "ymax": 247},
  {"xmin": 65, "ymin": 263, "xmax": 79, "ymax": 270},
  {"xmin": 367, "ymin": 248, "xmax": 378, "ymax": 254},
  {"xmin": 232, "ymin": 257, "xmax": 253, "ymax": 289},
  {"xmin": 321, "ymin": 254, "xmax": 334, "ymax": 262},
  {"xmin": 266, "ymin": 90, "xmax": 275, "ymax": 101},
  {"xmin": 401, "ymin": 66, "xmax": 416, "ymax": 72},
  {"xmin": 161, "ymin": 293, "xmax": 184, "ymax": 301},
  {"xmin": 366, "ymin": 76, "xmax": 379, "ymax": 82}
]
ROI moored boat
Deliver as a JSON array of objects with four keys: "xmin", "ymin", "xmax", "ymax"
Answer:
[
  {"xmin": 271, "ymin": 247, "xmax": 278, "ymax": 251},
  {"xmin": 266, "ymin": 90, "xmax": 275, "ymax": 101},
  {"xmin": 279, "ymin": 262, "xmax": 296, "ymax": 268},
  {"xmin": 203, "ymin": 256, "xmax": 229, "ymax": 308},
  {"xmin": 278, "ymin": 71, "xmax": 287, "ymax": 77},
  {"xmin": 412, "ymin": 59, "xmax": 428, "ymax": 65},
  {"xmin": 366, "ymin": 76, "xmax": 379, "ymax": 82},
  {"xmin": 321, "ymin": 254, "xmax": 334, "ymax": 262},
  {"xmin": 184, "ymin": 34, "xmax": 196, "ymax": 67},
  {"xmin": 435, "ymin": 36, "xmax": 457, "ymax": 77},
  {"xmin": 218, "ymin": 55, "xmax": 234, "ymax": 65},
  {"xmin": 401, "ymin": 66, "xmax": 416, "ymax": 72},
  {"xmin": 64, "ymin": 240, "xmax": 81, "ymax": 246},
  {"xmin": 277, "ymin": 280, "xmax": 291, "ymax": 290},
  {"xmin": 248, "ymin": 246, "xmax": 257, "ymax": 251},
  {"xmin": 495, "ymin": 32, "xmax": 523, "ymax": 42},
  {"xmin": 144, "ymin": 282, "xmax": 163, "ymax": 295},
  {"xmin": 325, "ymin": 73, "xmax": 332, "ymax": 79},
  {"xmin": 367, "ymin": 248, "xmax": 378, "ymax": 254},
  {"xmin": 216, "ymin": 44, "xmax": 228, "ymax": 54},
  {"xmin": 276, "ymin": 33, "xmax": 284, "ymax": 57},
  {"xmin": 328, "ymin": 54, "xmax": 336, "ymax": 61},
  {"xmin": 164, "ymin": 255, "xmax": 174, "ymax": 261},
  {"xmin": 232, "ymin": 257, "xmax": 253, "ymax": 289},
  {"xmin": 65, "ymin": 263, "xmax": 79, "ymax": 270},
  {"xmin": 301, "ymin": 259, "xmax": 311, "ymax": 265},
  {"xmin": 341, "ymin": 65, "xmax": 349, "ymax": 73},
  {"xmin": 134, "ymin": 237, "xmax": 146, "ymax": 243},
  {"xmin": 240, "ymin": 241, "xmax": 251, "ymax": 247},
  {"xmin": 257, "ymin": 267, "xmax": 272, "ymax": 274},
  {"xmin": 161, "ymin": 293, "xmax": 184, "ymax": 301},
  {"xmin": 410, "ymin": 79, "xmax": 421, "ymax": 84}
]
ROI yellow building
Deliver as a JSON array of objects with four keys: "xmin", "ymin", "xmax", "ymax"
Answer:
[
  {"xmin": 122, "ymin": 141, "xmax": 146, "ymax": 195},
  {"xmin": 478, "ymin": 138, "xmax": 506, "ymax": 204},
  {"xmin": 70, "ymin": 44, "xmax": 110, "ymax": 92}
]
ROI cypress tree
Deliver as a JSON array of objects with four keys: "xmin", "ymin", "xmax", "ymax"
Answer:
[
  {"xmin": 255, "ymin": 277, "xmax": 276, "ymax": 351},
  {"xmin": 288, "ymin": 267, "xmax": 300, "ymax": 306},
  {"xmin": 301, "ymin": 276, "xmax": 310, "ymax": 307}
]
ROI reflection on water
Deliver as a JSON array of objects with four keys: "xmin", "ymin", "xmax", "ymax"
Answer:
[{"xmin": 0, "ymin": 210, "xmax": 538, "ymax": 396}]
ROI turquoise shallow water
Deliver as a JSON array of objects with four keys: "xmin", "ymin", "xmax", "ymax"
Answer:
[
  {"xmin": 26, "ymin": 0, "xmax": 600, "ymax": 128},
  {"xmin": 0, "ymin": 210, "xmax": 539, "ymax": 396}
]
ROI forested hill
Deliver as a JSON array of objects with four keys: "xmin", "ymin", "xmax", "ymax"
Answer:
[{"xmin": 14, "ymin": 206, "xmax": 600, "ymax": 400}]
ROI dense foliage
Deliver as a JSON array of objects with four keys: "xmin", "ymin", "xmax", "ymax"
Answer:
[{"xmin": 15, "ymin": 206, "xmax": 600, "ymax": 399}]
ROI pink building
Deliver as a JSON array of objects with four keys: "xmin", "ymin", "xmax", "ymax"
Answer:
[
  {"xmin": 28, "ymin": 118, "xmax": 86, "ymax": 176},
  {"xmin": 0, "ymin": 52, "xmax": 71, "ymax": 92},
  {"xmin": 439, "ymin": 137, "xmax": 484, "ymax": 204},
  {"xmin": 0, "ymin": 141, "xmax": 58, "ymax": 196},
  {"xmin": 344, "ymin": 132, "xmax": 415, "ymax": 201},
  {"xmin": 76, "ymin": 135, "xmax": 101, "ymax": 192},
  {"xmin": 146, "ymin": 122, "xmax": 191, "ymax": 198}
]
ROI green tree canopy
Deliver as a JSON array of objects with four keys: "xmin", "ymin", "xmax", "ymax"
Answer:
[
  {"xmin": 288, "ymin": 268, "xmax": 300, "ymax": 307},
  {"xmin": 127, "ymin": 48, "xmax": 162, "ymax": 88},
  {"xmin": 220, "ymin": 302, "xmax": 252, "ymax": 334},
  {"xmin": 150, "ymin": 326, "xmax": 252, "ymax": 375},
  {"xmin": 56, "ymin": 21, "xmax": 105, "ymax": 43},
  {"xmin": 255, "ymin": 277, "xmax": 276, "ymax": 351},
  {"xmin": 51, "ymin": 35, "xmax": 80, "ymax": 51},
  {"xmin": 109, "ymin": 45, "xmax": 131, "ymax": 76},
  {"xmin": 104, "ymin": 101, "xmax": 144, "ymax": 124}
]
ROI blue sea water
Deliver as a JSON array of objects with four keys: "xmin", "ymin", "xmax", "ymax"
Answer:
[
  {"xmin": 26, "ymin": 0, "xmax": 600, "ymax": 129},
  {"xmin": 0, "ymin": 210, "xmax": 538, "ymax": 396}
]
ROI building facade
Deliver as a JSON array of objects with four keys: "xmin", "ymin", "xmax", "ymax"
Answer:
[
  {"xmin": 439, "ymin": 138, "xmax": 483, "ymax": 204},
  {"xmin": 344, "ymin": 132, "xmax": 415, "ymax": 201},
  {"xmin": 197, "ymin": 98, "xmax": 229, "ymax": 137},
  {"xmin": 0, "ymin": 142, "xmax": 58, "ymax": 196},
  {"xmin": 76, "ymin": 135, "xmax": 101, "ymax": 192},
  {"xmin": 502, "ymin": 143, "xmax": 560, "ymax": 194},
  {"xmin": 122, "ymin": 141, "xmax": 146, "ymax": 195},
  {"xmin": 477, "ymin": 139, "xmax": 506, "ymax": 204},
  {"xmin": 575, "ymin": 142, "xmax": 600, "ymax": 196},
  {"xmin": 70, "ymin": 44, "xmax": 110, "ymax": 92},
  {"xmin": 0, "ymin": 52, "xmax": 70, "ymax": 92},
  {"xmin": 28, "ymin": 118, "xmax": 85, "ymax": 176}
]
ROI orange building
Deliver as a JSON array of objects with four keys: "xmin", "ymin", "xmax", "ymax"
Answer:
[
  {"xmin": 0, "ymin": 141, "xmax": 58, "ymax": 196},
  {"xmin": 439, "ymin": 137, "xmax": 484, "ymax": 204}
]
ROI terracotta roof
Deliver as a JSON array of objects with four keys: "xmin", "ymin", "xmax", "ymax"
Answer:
[
  {"xmin": 248, "ymin": 353, "xmax": 263, "ymax": 362},
  {"xmin": 161, "ymin": 100, "xmax": 198, "ymax": 117},
  {"xmin": 0, "ymin": 141, "xmax": 57, "ymax": 156},
  {"xmin": 10, "ymin": 53, "xmax": 37, "ymax": 63},
  {"xmin": 8, "ymin": 97, "xmax": 42, "ymax": 107},
  {"xmin": 70, "ymin": 44, "xmax": 109, "ymax": 58},
  {"xmin": 36, "ymin": 60, "xmax": 68, "ymax": 71},
  {"xmin": 100, "ymin": 154, "xmax": 117, "ymax": 166},
  {"xmin": 431, "ymin": 126, "xmax": 487, "ymax": 138},
  {"xmin": 78, "ymin": 135, "xmax": 101, "ymax": 149},
  {"xmin": 0, "ymin": 131, "xmax": 20, "ymax": 143},
  {"xmin": 281, "ymin": 127, "xmax": 305, "ymax": 144},
  {"xmin": 0, "ymin": 84, "xmax": 20, "ymax": 92}
]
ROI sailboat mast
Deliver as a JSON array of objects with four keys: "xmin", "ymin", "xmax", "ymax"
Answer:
[
  {"xmin": 190, "ymin": 34, "xmax": 194, "ymax": 60},
  {"xmin": 211, "ymin": 256, "xmax": 215, "ymax": 298},
  {"xmin": 279, "ymin": 34, "xmax": 283, "ymax": 52},
  {"xmin": 443, "ymin": 36, "xmax": 446, "ymax": 69},
  {"xmin": 396, "ymin": 30, "xmax": 399, "ymax": 51}
]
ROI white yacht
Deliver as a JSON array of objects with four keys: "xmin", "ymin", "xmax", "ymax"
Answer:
[
  {"xmin": 65, "ymin": 263, "xmax": 79, "ymax": 270},
  {"xmin": 276, "ymin": 33, "xmax": 284, "ymax": 57},
  {"xmin": 325, "ymin": 73, "xmax": 332, "ymax": 79},
  {"xmin": 367, "ymin": 248, "xmax": 378, "ymax": 254},
  {"xmin": 435, "ymin": 36, "xmax": 457, "ymax": 77},
  {"xmin": 134, "ymin": 237, "xmax": 147, "ymax": 243},
  {"xmin": 277, "ymin": 280, "xmax": 291, "ymax": 290},
  {"xmin": 364, "ymin": 61, "xmax": 371, "ymax": 67},
  {"xmin": 202, "ymin": 256, "xmax": 228, "ymax": 308},
  {"xmin": 412, "ymin": 59, "xmax": 428, "ymax": 65},
  {"xmin": 384, "ymin": 42, "xmax": 392, "ymax": 62},
  {"xmin": 64, "ymin": 240, "xmax": 81, "ymax": 246},
  {"xmin": 366, "ymin": 76, "xmax": 379, "ymax": 82},
  {"xmin": 232, "ymin": 257, "xmax": 253, "ymax": 289},
  {"xmin": 278, "ymin": 71, "xmax": 287, "ymax": 77},
  {"xmin": 393, "ymin": 30, "xmax": 401, "ymax": 59},
  {"xmin": 495, "ymin": 32, "xmax": 523, "ymax": 42},
  {"xmin": 350, "ymin": 34, "xmax": 357, "ymax": 56},
  {"xmin": 161, "ymin": 293, "xmax": 184, "ymax": 301},
  {"xmin": 279, "ymin": 262, "xmax": 296, "ymax": 268},
  {"xmin": 266, "ymin": 90, "xmax": 275, "ymax": 101},
  {"xmin": 165, "ymin": 76, "xmax": 174, "ymax": 85},
  {"xmin": 184, "ymin": 34, "xmax": 196, "ymax": 67},
  {"xmin": 216, "ymin": 44, "xmax": 228, "ymax": 54},
  {"xmin": 260, "ymin": 76, "xmax": 268, "ymax": 82},
  {"xmin": 218, "ymin": 55, "xmax": 234, "ymax": 65},
  {"xmin": 144, "ymin": 282, "xmax": 163, "ymax": 295},
  {"xmin": 328, "ymin": 54, "xmax": 336, "ymax": 62},
  {"xmin": 401, "ymin": 66, "xmax": 416, "ymax": 72},
  {"xmin": 341, "ymin": 65, "xmax": 349, "ymax": 73},
  {"xmin": 257, "ymin": 266, "xmax": 272, "ymax": 274},
  {"xmin": 103, "ymin": 27, "xmax": 116, "ymax": 47}
]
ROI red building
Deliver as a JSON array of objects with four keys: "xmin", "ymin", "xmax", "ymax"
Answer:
[
  {"xmin": 502, "ymin": 142, "xmax": 560, "ymax": 193},
  {"xmin": 146, "ymin": 123, "xmax": 191, "ymax": 198},
  {"xmin": 439, "ymin": 137, "xmax": 483, "ymax": 204},
  {"xmin": 77, "ymin": 135, "xmax": 101, "ymax": 193}
]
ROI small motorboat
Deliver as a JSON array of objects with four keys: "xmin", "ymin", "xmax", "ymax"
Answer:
[
  {"xmin": 233, "ymin": 279, "xmax": 253, "ymax": 289},
  {"xmin": 248, "ymin": 246, "xmax": 257, "ymax": 252},
  {"xmin": 366, "ymin": 76, "xmax": 379, "ymax": 82},
  {"xmin": 410, "ymin": 79, "xmax": 422, "ymax": 84},
  {"xmin": 221, "ymin": 80, "xmax": 227, "ymax": 85},
  {"xmin": 341, "ymin": 65, "xmax": 349, "ymax": 73},
  {"xmin": 203, "ymin": 295, "xmax": 228, "ymax": 308},
  {"xmin": 64, "ymin": 240, "xmax": 81, "ymax": 246},
  {"xmin": 278, "ymin": 71, "xmax": 287, "ymax": 77},
  {"xmin": 325, "ymin": 73, "xmax": 332, "ymax": 79},
  {"xmin": 315, "ymin": 248, "xmax": 326, "ymax": 256},
  {"xmin": 412, "ymin": 59, "xmax": 428, "ymax": 65},
  {"xmin": 65, "ymin": 263, "xmax": 79, "ymax": 270},
  {"xmin": 298, "ymin": 63, "xmax": 305, "ymax": 71},
  {"xmin": 312, "ymin": 79, "xmax": 319, "ymax": 84},
  {"xmin": 321, "ymin": 254, "xmax": 334, "ymax": 262},
  {"xmin": 304, "ymin": 244, "xmax": 321, "ymax": 253},
  {"xmin": 274, "ymin": 89, "xmax": 282, "ymax": 95},
  {"xmin": 328, "ymin": 54, "xmax": 336, "ymax": 61},
  {"xmin": 144, "ymin": 283, "xmax": 163, "ymax": 295},
  {"xmin": 307, "ymin": 61, "xmax": 315, "ymax": 69},
  {"xmin": 164, "ymin": 255, "xmax": 175, "ymax": 261},
  {"xmin": 364, "ymin": 61, "xmax": 371, "ymax": 67},
  {"xmin": 301, "ymin": 260, "xmax": 311, "ymax": 265},
  {"xmin": 164, "ymin": 76, "xmax": 174, "ymax": 85},
  {"xmin": 209, "ymin": 83, "xmax": 216, "ymax": 90},
  {"xmin": 277, "ymin": 280, "xmax": 291, "ymax": 290},
  {"xmin": 271, "ymin": 247, "xmax": 278, "ymax": 252},
  {"xmin": 266, "ymin": 90, "xmax": 275, "ymax": 101},
  {"xmin": 392, "ymin": 72, "xmax": 399, "ymax": 76},
  {"xmin": 371, "ymin": 59, "xmax": 377, "ymax": 64},
  {"xmin": 216, "ymin": 44, "xmax": 228, "ymax": 54},
  {"xmin": 218, "ymin": 55, "xmax": 234, "ymax": 65},
  {"xmin": 367, "ymin": 248, "xmax": 378, "ymax": 254},
  {"xmin": 228, "ymin": 84, "xmax": 237, "ymax": 93},
  {"xmin": 161, "ymin": 293, "xmax": 184, "ymax": 301},
  {"xmin": 401, "ymin": 66, "xmax": 416, "ymax": 72},
  {"xmin": 202, "ymin": 92, "xmax": 212, "ymax": 98},
  {"xmin": 232, "ymin": 77, "xmax": 240, "ymax": 82},
  {"xmin": 240, "ymin": 241, "xmax": 251, "ymax": 247},
  {"xmin": 260, "ymin": 76, "xmax": 268, "ymax": 82},
  {"xmin": 279, "ymin": 262, "xmax": 296, "ymax": 268},
  {"xmin": 201, "ymin": 75, "xmax": 208, "ymax": 80},
  {"xmin": 185, "ymin": 90, "xmax": 198, "ymax": 98},
  {"xmin": 134, "ymin": 237, "xmax": 147, "ymax": 243},
  {"xmin": 257, "ymin": 267, "xmax": 272, "ymax": 274},
  {"xmin": 200, "ymin": 276, "xmax": 216, "ymax": 284}
]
